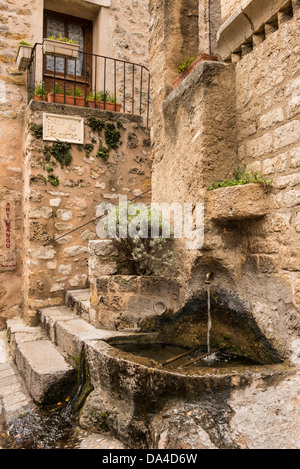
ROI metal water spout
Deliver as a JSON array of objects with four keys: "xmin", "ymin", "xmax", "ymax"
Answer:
[
  {"xmin": 205, "ymin": 272, "xmax": 214, "ymax": 353},
  {"xmin": 205, "ymin": 272, "xmax": 214, "ymax": 284}
]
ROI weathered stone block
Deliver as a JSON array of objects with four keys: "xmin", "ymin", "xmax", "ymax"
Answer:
[
  {"xmin": 207, "ymin": 184, "xmax": 269, "ymax": 222},
  {"xmin": 139, "ymin": 276, "xmax": 182, "ymax": 301},
  {"xmin": 30, "ymin": 247, "xmax": 56, "ymax": 260},
  {"xmin": 294, "ymin": 280, "xmax": 300, "ymax": 306},
  {"xmin": 274, "ymin": 120, "xmax": 300, "ymax": 149},
  {"xmin": 260, "ymin": 108, "xmax": 284, "ymax": 129},
  {"xmin": 246, "ymin": 134, "xmax": 273, "ymax": 158},
  {"xmin": 14, "ymin": 339, "xmax": 74, "ymax": 404},
  {"xmin": 109, "ymin": 276, "xmax": 139, "ymax": 293},
  {"xmin": 63, "ymin": 245, "xmax": 88, "ymax": 257},
  {"xmin": 28, "ymin": 207, "xmax": 53, "ymax": 219},
  {"xmin": 127, "ymin": 295, "xmax": 157, "ymax": 317},
  {"xmin": 283, "ymin": 190, "xmax": 300, "ymax": 207},
  {"xmin": 262, "ymin": 154, "xmax": 288, "ymax": 175},
  {"xmin": 56, "ymin": 209, "xmax": 73, "ymax": 221},
  {"xmin": 88, "ymin": 240, "xmax": 118, "ymax": 258},
  {"xmin": 89, "ymin": 256, "xmax": 117, "ymax": 276},
  {"xmin": 294, "ymin": 212, "xmax": 300, "ymax": 231},
  {"xmin": 96, "ymin": 276, "xmax": 109, "ymax": 293},
  {"xmin": 69, "ymin": 274, "xmax": 88, "ymax": 288}
]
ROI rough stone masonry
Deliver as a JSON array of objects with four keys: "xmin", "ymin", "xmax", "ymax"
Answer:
[{"xmin": 0, "ymin": 0, "xmax": 150, "ymax": 326}]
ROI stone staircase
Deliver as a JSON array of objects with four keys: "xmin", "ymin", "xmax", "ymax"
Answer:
[
  {"xmin": 0, "ymin": 288, "xmax": 130, "ymax": 448},
  {"xmin": 5, "ymin": 288, "xmax": 119, "ymax": 406}
]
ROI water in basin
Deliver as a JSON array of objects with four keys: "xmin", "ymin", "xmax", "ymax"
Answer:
[{"xmin": 113, "ymin": 342, "xmax": 260, "ymax": 369}]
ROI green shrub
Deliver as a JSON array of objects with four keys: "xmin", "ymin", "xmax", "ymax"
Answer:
[
  {"xmin": 96, "ymin": 147, "xmax": 109, "ymax": 161},
  {"xmin": 65, "ymin": 87, "xmax": 83, "ymax": 97},
  {"xmin": 87, "ymin": 91, "xmax": 116, "ymax": 103},
  {"xmin": 44, "ymin": 141, "xmax": 72, "ymax": 168},
  {"xmin": 208, "ymin": 165, "xmax": 273, "ymax": 191},
  {"xmin": 50, "ymin": 83, "xmax": 63, "ymax": 95},
  {"xmin": 34, "ymin": 83, "xmax": 47, "ymax": 98},
  {"xmin": 105, "ymin": 202, "xmax": 174, "ymax": 276},
  {"xmin": 175, "ymin": 55, "xmax": 196, "ymax": 74},
  {"xmin": 87, "ymin": 117, "xmax": 106, "ymax": 133},
  {"xmin": 48, "ymin": 174, "xmax": 59, "ymax": 186},
  {"xmin": 17, "ymin": 40, "xmax": 32, "ymax": 53},
  {"xmin": 30, "ymin": 123, "xmax": 43, "ymax": 139},
  {"xmin": 104, "ymin": 123, "xmax": 121, "ymax": 150},
  {"xmin": 47, "ymin": 33, "xmax": 77, "ymax": 44}
]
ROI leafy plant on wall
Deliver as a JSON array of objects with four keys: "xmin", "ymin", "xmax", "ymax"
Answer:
[{"xmin": 30, "ymin": 116, "xmax": 126, "ymax": 187}]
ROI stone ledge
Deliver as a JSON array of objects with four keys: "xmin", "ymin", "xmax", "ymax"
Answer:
[
  {"xmin": 164, "ymin": 61, "xmax": 227, "ymax": 108},
  {"xmin": 84, "ymin": 0, "xmax": 111, "ymax": 6},
  {"xmin": 217, "ymin": 0, "xmax": 293, "ymax": 60},
  {"xmin": 206, "ymin": 183, "xmax": 269, "ymax": 222},
  {"xmin": 28, "ymin": 99, "xmax": 145, "ymax": 126}
]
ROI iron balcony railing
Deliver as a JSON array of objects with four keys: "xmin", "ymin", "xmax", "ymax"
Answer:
[{"xmin": 27, "ymin": 43, "xmax": 151, "ymax": 126}]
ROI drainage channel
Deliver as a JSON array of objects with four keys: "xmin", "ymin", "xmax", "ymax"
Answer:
[
  {"xmin": 0, "ymin": 400, "xmax": 80, "ymax": 449},
  {"xmin": 0, "ymin": 403, "xmax": 126, "ymax": 449}
]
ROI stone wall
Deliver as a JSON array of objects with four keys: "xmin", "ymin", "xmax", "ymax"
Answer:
[
  {"xmin": 88, "ymin": 240, "xmax": 184, "ymax": 330},
  {"xmin": 149, "ymin": 0, "xmax": 300, "ymax": 360},
  {"xmin": 226, "ymin": 2, "xmax": 300, "ymax": 356},
  {"xmin": 21, "ymin": 100, "xmax": 151, "ymax": 325},
  {"xmin": 0, "ymin": 0, "xmax": 42, "ymax": 325},
  {"xmin": 220, "ymin": 0, "xmax": 241, "ymax": 21},
  {"xmin": 99, "ymin": 0, "xmax": 149, "ymax": 67},
  {"xmin": 0, "ymin": 0, "xmax": 150, "ymax": 327}
]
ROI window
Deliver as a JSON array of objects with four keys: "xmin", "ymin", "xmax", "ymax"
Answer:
[{"xmin": 43, "ymin": 10, "xmax": 93, "ymax": 85}]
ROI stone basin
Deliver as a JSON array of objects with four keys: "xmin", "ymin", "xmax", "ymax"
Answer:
[{"xmin": 80, "ymin": 332, "xmax": 292, "ymax": 449}]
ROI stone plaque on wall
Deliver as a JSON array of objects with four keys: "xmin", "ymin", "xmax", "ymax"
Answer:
[{"xmin": 43, "ymin": 113, "xmax": 84, "ymax": 144}]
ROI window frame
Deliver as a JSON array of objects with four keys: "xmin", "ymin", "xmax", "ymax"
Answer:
[{"xmin": 43, "ymin": 9, "xmax": 93, "ymax": 85}]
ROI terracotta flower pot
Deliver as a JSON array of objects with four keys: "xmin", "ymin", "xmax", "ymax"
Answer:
[
  {"xmin": 34, "ymin": 94, "xmax": 48, "ymax": 102},
  {"xmin": 87, "ymin": 100, "xmax": 121, "ymax": 112},
  {"xmin": 172, "ymin": 53, "xmax": 219, "ymax": 89},
  {"xmin": 47, "ymin": 93, "xmax": 65, "ymax": 104},
  {"xmin": 65, "ymin": 95, "xmax": 85, "ymax": 106}
]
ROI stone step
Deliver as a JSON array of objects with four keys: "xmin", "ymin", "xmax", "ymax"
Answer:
[
  {"xmin": 38, "ymin": 306, "xmax": 120, "ymax": 362},
  {"xmin": 0, "ymin": 331, "xmax": 33, "ymax": 425},
  {"xmin": 65, "ymin": 289, "xmax": 95, "ymax": 323},
  {"xmin": 6, "ymin": 317, "xmax": 75, "ymax": 405}
]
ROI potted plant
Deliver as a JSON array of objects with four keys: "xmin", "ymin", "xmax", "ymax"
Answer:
[
  {"xmin": 172, "ymin": 52, "xmax": 219, "ymax": 89},
  {"xmin": 47, "ymin": 83, "xmax": 65, "ymax": 104},
  {"xmin": 65, "ymin": 88, "xmax": 84, "ymax": 106},
  {"xmin": 16, "ymin": 40, "xmax": 32, "ymax": 71},
  {"xmin": 207, "ymin": 166, "xmax": 273, "ymax": 222},
  {"xmin": 34, "ymin": 82, "xmax": 48, "ymax": 101},
  {"xmin": 43, "ymin": 33, "xmax": 80, "ymax": 60},
  {"xmin": 87, "ymin": 91, "xmax": 121, "ymax": 112}
]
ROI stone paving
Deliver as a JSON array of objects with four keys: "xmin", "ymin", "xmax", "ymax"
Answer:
[
  {"xmin": 76, "ymin": 431, "xmax": 126, "ymax": 450},
  {"xmin": 0, "ymin": 331, "xmax": 32, "ymax": 421}
]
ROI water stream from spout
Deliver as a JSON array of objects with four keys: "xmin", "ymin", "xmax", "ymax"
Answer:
[{"xmin": 207, "ymin": 282, "xmax": 212, "ymax": 353}]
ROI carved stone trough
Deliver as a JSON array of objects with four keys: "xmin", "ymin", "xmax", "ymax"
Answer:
[{"xmin": 207, "ymin": 183, "xmax": 269, "ymax": 222}]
